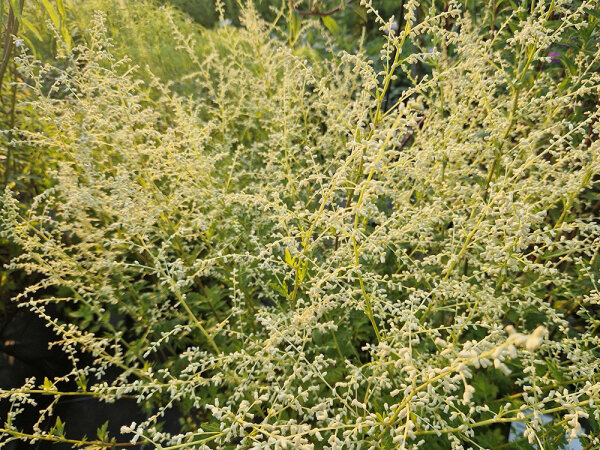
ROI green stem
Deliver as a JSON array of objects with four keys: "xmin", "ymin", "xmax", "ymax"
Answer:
[{"xmin": 0, "ymin": 427, "xmax": 145, "ymax": 447}]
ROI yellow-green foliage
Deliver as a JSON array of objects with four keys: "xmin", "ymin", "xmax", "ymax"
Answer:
[
  {"xmin": 67, "ymin": 0, "xmax": 203, "ymax": 87},
  {"xmin": 1, "ymin": 0, "xmax": 600, "ymax": 448}
]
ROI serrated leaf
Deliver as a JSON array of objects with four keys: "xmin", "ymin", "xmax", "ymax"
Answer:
[
  {"xmin": 472, "ymin": 372, "xmax": 499, "ymax": 401},
  {"xmin": 284, "ymin": 248, "xmax": 295, "ymax": 267},
  {"xmin": 51, "ymin": 416, "xmax": 65, "ymax": 437},
  {"xmin": 475, "ymin": 428, "xmax": 506, "ymax": 447},
  {"xmin": 97, "ymin": 420, "xmax": 109, "ymax": 441},
  {"xmin": 268, "ymin": 281, "xmax": 288, "ymax": 298},
  {"xmin": 76, "ymin": 375, "xmax": 88, "ymax": 392},
  {"xmin": 297, "ymin": 261, "xmax": 308, "ymax": 283},
  {"xmin": 43, "ymin": 377, "xmax": 54, "ymax": 390}
]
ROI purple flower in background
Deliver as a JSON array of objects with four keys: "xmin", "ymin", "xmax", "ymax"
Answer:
[
  {"xmin": 548, "ymin": 51, "xmax": 561, "ymax": 63},
  {"xmin": 384, "ymin": 19, "xmax": 399, "ymax": 36}
]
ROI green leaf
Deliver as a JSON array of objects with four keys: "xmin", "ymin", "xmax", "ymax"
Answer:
[
  {"xmin": 297, "ymin": 261, "xmax": 308, "ymax": 283},
  {"xmin": 18, "ymin": 34, "xmax": 37, "ymax": 57},
  {"xmin": 475, "ymin": 428, "xmax": 506, "ymax": 447},
  {"xmin": 61, "ymin": 25, "xmax": 72, "ymax": 50},
  {"xmin": 588, "ymin": 8, "xmax": 600, "ymax": 19},
  {"xmin": 350, "ymin": 5, "xmax": 367, "ymax": 22},
  {"xmin": 97, "ymin": 420, "xmax": 109, "ymax": 441},
  {"xmin": 289, "ymin": 10, "xmax": 300, "ymax": 44},
  {"xmin": 51, "ymin": 416, "xmax": 65, "ymax": 437},
  {"xmin": 55, "ymin": 0, "xmax": 72, "ymax": 51},
  {"xmin": 284, "ymin": 248, "xmax": 295, "ymax": 267},
  {"xmin": 40, "ymin": 0, "xmax": 60, "ymax": 28},
  {"xmin": 55, "ymin": 0, "xmax": 66, "ymax": 17},
  {"xmin": 268, "ymin": 281, "xmax": 288, "ymax": 298},
  {"xmin": 8, "ymin": 0, "xmax": 23, "ymax": 27},
  {"xmin": 324, "ymin": 365, "xmax": 345, "ymax": 384},
  {"xmin": 321, "ymin": 16, "xmax": 340, "ymax": 36},
  {"xmin": 43, "ymin": 377, "xmax": 54, "ymax": 390},
  {"xmin": 545, "ymin": 358, "xmax": 566, "ymax": 382},
  {"xmin": 76, "ymin": 375, "xmax": 88, "ymax": 392},
  {"xmin": 560, "ymin": 56, "xmax": 577, "ymax": 76},
  {"xmin": 472, "ymin": 372, "xmax": 499, "ymax": 401}
]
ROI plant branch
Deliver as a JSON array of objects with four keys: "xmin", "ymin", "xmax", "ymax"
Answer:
[{"xmin": 0, "ymin": 0, "xmax": 23, "ymax": 96}]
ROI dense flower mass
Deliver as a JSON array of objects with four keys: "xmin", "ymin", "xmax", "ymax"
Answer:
[{"xmin": 1, "ymin": 0, "xmax": 600, "ymax": 448}]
